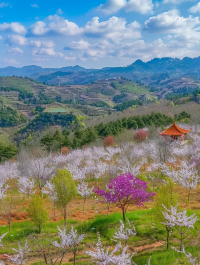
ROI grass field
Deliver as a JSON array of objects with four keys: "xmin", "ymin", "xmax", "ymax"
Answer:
[
  {"xmin": 112, "ymin": 81, "xmax": 149, "ymax": 94},
  {"xmin": 44, "ymin": 107, "xmax": 67, "ymax": 113}
]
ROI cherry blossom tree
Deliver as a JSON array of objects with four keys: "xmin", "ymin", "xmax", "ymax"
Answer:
[
  {"xmin": 0, "ymin": 233, "xmax": 7, "ymax": 246},
  {"xmin": 86, "ymin": 233, "xmax": 151, "ymax": 265},
  {"xmin": 5, "ymin": 240, "xmax": 29, "ymax": 265},
  {"xmin": 53, "ymin": 226, "xmax": 85, "ymax": 265},
  {"xmin": 77, "ymin": 181, "xmax": 93, "ymax": 213},
  {"xmin": 113, "ymin": 219, "xmax": 136, "ymax": 246},
  {"xmin": 42, "ymin": 182, "xmax": 57, "ymax": 217},
  {"xmin": 172, "ymin": 246, "xmax": 197, "ymax": 265},
  {"xmin": 18, "ymin": 152, "xmax": 58, "ymax": 197},
  {"xmin": 86, "ymin": 233, "xmax": 133, "ymax": 265},
  {"xmin": 162, "ymin": 205, "xmax": 198, "ymax": 251},
  {"xmin": 18, "ymin": 177, "xmax": 36, "ymax": 198},
  {"xmin": 94, "ymin": 173, "xmax": 155, "ymax": 221}
]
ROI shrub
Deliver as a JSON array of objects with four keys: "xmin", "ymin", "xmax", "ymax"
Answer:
[
  {"xmin": 134, "ymin": 130, "xmax": 149, "ymax": 142},
  {"xmin": 61, "ymin": 146, "xmax": 70, "ymax": 155},
  {"xmin": 27, "ymin": 196, "xmax": 49, "ymax": 233},
  {"xmin": 103, "ymin": 136, "xmax": 116, "ymax": 147}
]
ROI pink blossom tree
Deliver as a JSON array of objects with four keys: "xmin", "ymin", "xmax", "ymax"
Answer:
[{"xmin": 94, "ymin": 173, "xmax": 155, "ymax": 221}]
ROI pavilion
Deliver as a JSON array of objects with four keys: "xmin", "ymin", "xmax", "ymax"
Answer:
[{"xmin": 159, "ymin": 122, "xmax": 191, "ymax": 140}]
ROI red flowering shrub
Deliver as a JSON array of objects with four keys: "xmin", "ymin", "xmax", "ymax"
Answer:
[
  {"xmin": 134, "ymin": 130, "xmax": 149, "ymax": 142},
  {"xmin": 61, "ymin": 146, "xmax": 70, "ymax": 155},
  {"xmin": 103, "ymin": 136, "xmax": 116, "ymax": 147}
]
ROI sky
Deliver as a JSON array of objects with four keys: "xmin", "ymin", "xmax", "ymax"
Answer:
[{"xmin": 0, "ymin": 0, "xmax": 200, "ymax": 68}]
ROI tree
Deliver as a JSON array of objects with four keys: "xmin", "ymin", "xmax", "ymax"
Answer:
[
  {"xmin": 0, "ymin": 143, "xmax": 17, "ymax": 162},
  {"xmin": 5, "ymin": 240, "xmax": 29, "ymax": 265},
  {"xmin": 53, "ymin": 227, "xmax": 85, "ymax": 265},
  {"xmin": 86, "ymin": 233, "xmax": 133, "ymax": 265},
  {"xmin": 18, "ymin": 177, "xmax": 36, "ymax": 198},
  {"xmin": 27, "ymin": 196, "xmax": 49, "ymax": 233},
  {"xmin": 77, "ymin": 181, "xmax": 93, "ymax": 213},
  {"xmin": 134, "ymin": 130, "xmax": 149, "ymax": 142},
  {"xmin": 52, "ymin": 169, "xmax": 77, "ymax": 225},
  {"xmin": 19, "ymin": 151, "xmax": 58, "ymax": 197},
  {"xmin": 162, "ymin": 204, "xmax": 198, "ymax": 251},
  {"xmin": 154, "ymin": 179, "xmax": 179, "ymax": 249},
  {"xmin": 113, "ymin": 219, "xmax": 136, "ymax": 246},
  {"xmin": 0, "ymin": 233, "xmax": 7, "ymax": 247},
  {"xmin": 103, "ymin": 136, "xmax": 116, "ymax": 147},
  {"xmin": 94, "ymin": 173, "xmax": 155, "ymax": 221}
]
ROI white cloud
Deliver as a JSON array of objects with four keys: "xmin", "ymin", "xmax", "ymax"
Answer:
[
  {"xmin": 7, "ymin": 47, "xmax": 23, "ymax": 55},
  {"xmin": 32, "ymin": 47, "xmax": 64, "ymax": 57},
  {"xmin": 97, "ymin": 0, "xmax": 153, "ymax": 15},
  {"xmin": 29, "ymin": 21, "xmax": 49, "ymax": 35},
  {"xmin": 64, "ymin": 56, "xmax": 77, "ymax": 61},
  {"xmin": 0, "ymin": 35, "xmax": 2, "ymax": 40},
  {"xmin": 0, "ymin": 2, "xmax": 9, "ymax": 8},
  {"xmin": 65, "ymin": 39, "xmax": 90, "ymax": 50},
  {"xmin": 189, "ymin": 2, "xmax": 200, "ymax": 13},
  {"xmin": 3, "ymin": 58, "xmax": 20, "ymax": 64},
  {"xmin": 84, "ymin": 16, "xmax": 141, "ymax": 41},
  {"xmin": 31, "ymin": 4, "xmax": 39, "ymax": 8},
  {"xmin": 29, "ymin": 15, "xmax": 141, "ymax": 41},
  {"xmin": 0, "ymin": 22, "xmax": 26, "ymax": 34},
  {"xmin": 144, "ymin": 9, "xmax": 200, "ymax": 33},
  {"xmin": 163, "ymin": 0, "xmax": 193, "ymax": 3},
  {"xmin": 5, "ymin": 35, "xmax": 55, "ymax": 48},
  {"xmin": 29, "ymin": 15, "xmax": 82, "ymax": 36},
  {"xmin": 56, "ymin": 8, "xmax": 63, "ymax": 15}
]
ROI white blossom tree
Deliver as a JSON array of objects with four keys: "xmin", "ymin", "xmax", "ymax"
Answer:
[
  {"xmin": 113, "ymin": 219, "xmax": 136, "ymax": 246},
  {"xmin": 18, "ymin": 177, "xmax": 36, "ymax": 198},
  {"xmin": 42, "ymin": 182, "xmax": 57, "ymax": 217},
  {"xmin": 162, "ymin": 204, "xmax": 198, "ymax": 251},
  {"xmin": 5, "ymin": 240, "xmax": 29, "ymax": 265},
  {"xmin": 172, "ymin": 246, "xmax": 197, "ymax": 265},
  {"xmin": 53, "ymin": 226, "xmax": 85, "ymax": 265},
  {"xmin": 77, "ymin": 181, "xmax": 93, "ymax": 213},
  {"xmin": 0, "ymin": 233, "xmax": 7, "ymax": 246}
]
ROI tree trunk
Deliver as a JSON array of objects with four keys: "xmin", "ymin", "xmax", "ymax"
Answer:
[
  {"xmin": 83, "ymin": 199, "xmax": 86, "ymax": 213},
  {"xmin": 122, "ymin": 208, "xmax": 126, "ymax": 222},
  {"xmin": 73, "ymin": 250, "xmax": 76, "ymax": 265},
  {"xmin": 39, "ymin": 224, "xmax": 41, "ymax": 234},
  {"xmin": 64, "ymin": 207, "xmax": 67, "ymax": 225},
  {"xmin": 180, "ymin": 231, "xmax": 183, "ymax": 251},
  {"xmin": 9, "ymin": 216, "xmax": 11, "ymax": 233},
  {"xmin": 107, "ymin": 202, "xmax": 110, "ymax": 217},
  {"xmin": 166, "ymin": 228, "xmax": 170, "ymax": 249}
]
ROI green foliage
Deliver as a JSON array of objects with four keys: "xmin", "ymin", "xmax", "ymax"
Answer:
[
  {"xmin": 94, "ymin": 112, "xmax": 175, "ymax": 137},
  {"xmin": 33, "ymin": 106, "xmax": 45, "ymax": 114},
  {"xmin": 114, "ymin": 99, "xmax": 142, "ymax": 111},
  {"xmin": 174, "ymin": 111, "xmax": 190, "ymax": 121},
  {"xmin": 154, "ymin": 179, "xmax": 179, "ymax": 224},
  {"xmin": 0, "ymin": 106, "xmax": 27, "ymax": 127},
  {"xmin": 52, "ymin": 169, "xmax": 77, "ymax": 224},
  {"xmin": 27, "ymin": 196, "xmax": 49, "ymax": 233},
  {"xmin": 0, "ymin": 142, "xmax": 17, "ymax": 162},
  {"xmin": 17, "ymin": 112, "xmax": 76, "ymax": 134}
]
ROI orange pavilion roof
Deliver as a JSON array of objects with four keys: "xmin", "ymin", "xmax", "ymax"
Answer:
[{"xmin": 159, "ymin": 122, "xmax": 192, "ymax": 136}]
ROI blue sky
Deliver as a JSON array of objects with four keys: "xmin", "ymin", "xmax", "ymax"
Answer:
[{"xmin": 0, "ymin": 0, "xmax": 200, "ymax": 68}]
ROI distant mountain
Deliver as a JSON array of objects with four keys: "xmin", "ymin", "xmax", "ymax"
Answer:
[{"xmin": 1, "ymin": 56, "xmax": 200, "ymax": 85}]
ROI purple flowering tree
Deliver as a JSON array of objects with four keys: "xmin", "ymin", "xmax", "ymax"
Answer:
[{"xmin": 94, "ymin": 173, "xmax": 155, "ymax": 221}]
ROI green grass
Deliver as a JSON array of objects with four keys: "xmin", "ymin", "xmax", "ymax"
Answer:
[
  {"xmin": 45, "ymin": 107, "xmax": 67, "ymax": 113},
  {"xmin": 113, "ymin": 81, "xmax": 149, "ymax": 94},
  {"xmin": 1, "ymin": 208, "xmax": 200, "ymax": 264},
  {"xmin": 0, "ymin": 76, "xmax": 33, "ymax": 92}
]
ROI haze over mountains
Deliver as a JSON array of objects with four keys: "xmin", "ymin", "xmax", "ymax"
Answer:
[{"xmin": 1, "ymin": 56, "xmax": 200, "ymax": 86}]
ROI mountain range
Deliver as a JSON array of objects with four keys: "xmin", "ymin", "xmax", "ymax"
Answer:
[{"xmin": 1, "ymin": 56, "xmax": 200, "ymax": 85}]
